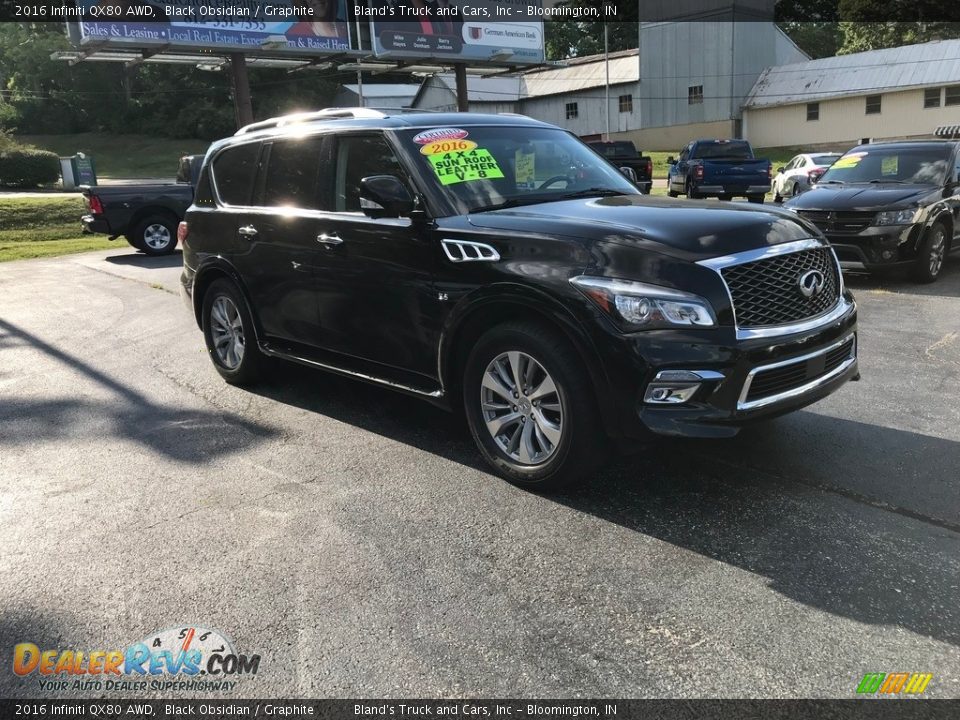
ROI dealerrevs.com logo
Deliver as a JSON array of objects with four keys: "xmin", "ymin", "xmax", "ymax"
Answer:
[{"xmin": 12, "ymin": 626, "xmax": 260, "ymax": 692}]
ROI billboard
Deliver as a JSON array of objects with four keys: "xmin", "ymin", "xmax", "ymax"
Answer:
[
  {"xmin": 368, "ymin": 0, "xmax": 544, "ymax": 64},
  {"xmin": 74, "ymin": 0, "xmax": 352, "ymax": 53}
]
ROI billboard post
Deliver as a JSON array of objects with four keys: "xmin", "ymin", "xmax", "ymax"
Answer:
[
  {"xmin": 454, "ymin": 63, "xmax": 468, "ymax": 112},
  {"xmin": 230, "ymin": 53, "xmax": 253, "ymax": 129}
]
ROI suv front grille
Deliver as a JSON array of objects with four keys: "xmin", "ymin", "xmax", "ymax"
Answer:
[
  {"xmin": 744, "ymin": 336, "xmax": 855, "ymax": 404},
  {"xmin": 795, "ymin": 210, "xmax": 875, "ymax": 234},
  {"xmin": 720, "ymin": 247, "xmax": 841, "ymax": 328}
]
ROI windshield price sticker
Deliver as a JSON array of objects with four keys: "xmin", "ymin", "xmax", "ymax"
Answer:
[
  {"xmin": 832, "ymin": 152, "xmax": 867, "ymax": 169},
  {"xmin": 428, "ymin": 148, "xmax": 505, "ymax": 185},
  {"xmin": 420, "ymin": 139, "xmax": 478, "ymax": 155}
]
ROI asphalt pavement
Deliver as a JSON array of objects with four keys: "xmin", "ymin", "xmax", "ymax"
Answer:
[{"xmin": 1, "ymin": 246, "xmax": 958, "ymax": 699}]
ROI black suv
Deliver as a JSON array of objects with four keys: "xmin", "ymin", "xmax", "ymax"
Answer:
[
  {"xmin": 785, "ymin": 141, "xmax": 960, "ymax": 283},
  {"xmin": 180, "ymin": 109, "xmax": 859, "ymax": 489}
]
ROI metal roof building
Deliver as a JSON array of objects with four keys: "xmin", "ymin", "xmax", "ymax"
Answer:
[{"xmin": 743, "ymin": 39, "xmax": 960, "ymax": 149}]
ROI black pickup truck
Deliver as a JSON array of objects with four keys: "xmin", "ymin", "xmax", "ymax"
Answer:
[
  {"xmin": 587, "ymin": 141, "xmax": 653, "ymax": 194},
  {"xmin": 81, "ymin": 154, "xmax": 203, "ymax": 255}
]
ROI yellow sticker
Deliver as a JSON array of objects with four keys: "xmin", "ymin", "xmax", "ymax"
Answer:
[
  {"xmin": 420, "ymin": 139, "xmax": 477, "ymax": 155},
  {"xmin": 514, "ymin": 150, "xmax": 536, "ymax": 189},
  {"xmin": 832, "ymin": 152, "xmax": 866, "ymax": 169},
  {"xmin": 428, "ymin": 148, "xmax": 505, "ymax": 185},
  {"xmin": 881, "ymin": 155, "xmax": 898, "ymax": 175}
]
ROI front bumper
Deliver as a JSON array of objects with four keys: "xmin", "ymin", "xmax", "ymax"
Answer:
[
  {"xmin": 824, "ymin": 224, "xmax": 924, "ymax": 271},
  {"xmin": 594, "ymin": 295, "xmax": 858, "ymax": 439}
]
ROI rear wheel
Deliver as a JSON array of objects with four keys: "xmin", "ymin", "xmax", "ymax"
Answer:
[
  {"xmin": 201, "ymin": 279, "xmax": 263, "ymax": 385},
  {"xmin": 718, "ymin": 194, "xmax": 733, "ymax": 201},
  {"xmin": 792, "ymin": 182, "xmax": 801, "ymax": 198},
  {"xmin": 463, "ymin": 322, "xmax": 605, "ymax": 491},
  {"xmin": 686, "ymin": 179, "xmax": 701, "ymax": 200},
  {"xmin": 747, "ymin": 195, "xmax": 765, "ymax": 204},
  {"xmin": 131, "ymin": 214, "xmax": 178, "ymax": 255},
  {"xmin": 911, "ymin": 223, "xmax": 948, "ymax": 284}
]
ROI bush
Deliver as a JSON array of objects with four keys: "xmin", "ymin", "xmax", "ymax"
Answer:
[{"xmin": 0, "ymin": 147, "xmax": 61, "ymax": 188}]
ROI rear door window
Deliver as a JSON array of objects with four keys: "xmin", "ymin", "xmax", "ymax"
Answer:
[
  {"xmin": 212, "ymin": 143, "xmax": 260, "ymax": 206},
  {"xmin": 260, "ymin": 136, "xmax": 326, "ymax": 210}
]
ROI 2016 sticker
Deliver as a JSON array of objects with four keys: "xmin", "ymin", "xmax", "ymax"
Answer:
[
  {"xmin": 420, "ymin": 139, "xmax": 478, "ymax": 155},
  {"xmin": 412, "ymin": 128, "xmax": 469, "ymax": 145},
  {"xmin": 427, "ymin": 148, "xmax": 505, "ymax": 185}
]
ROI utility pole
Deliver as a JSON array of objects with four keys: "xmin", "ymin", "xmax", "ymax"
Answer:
[
  {"xmin": 604, "ymin": 20, "xmax": 610, "ymax": 140},
  {"xmin": 355, "ymin": 15, "xmax": 364, "ymax": 107},
  {"xmin": 454, "ymin": 63, "xmax": 468, "ymax": 112},
  {"xmin": 230, "ymin": 53, "xmax": 253, "ymax": 129}
]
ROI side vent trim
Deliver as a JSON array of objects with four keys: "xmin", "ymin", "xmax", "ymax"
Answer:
[{"xmin": 441, "ymin": 239, "xmax": 501, "ymax": 263}]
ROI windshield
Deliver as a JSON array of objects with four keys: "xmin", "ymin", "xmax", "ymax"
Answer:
[
  {"xmin": 398, "ymin": 126, "xmax": 639, "ymax": 214},
  {"xmin": 818, "ymin": 146, "xmax": 951, "ymax": 185},
  {"xmin": 810, "ymin": 154, "xmax": 840, "ymax": 166},
  {"xmin": 691, "ymin": 141, "xmax": 752, "ymax": 160}
]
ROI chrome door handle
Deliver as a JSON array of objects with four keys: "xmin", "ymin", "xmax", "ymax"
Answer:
[
  {"xmin": 238, "ymin": 225, "xmax": 258, "ymax": 237},
  {"xmin": 317, "ymin": 233, "xmax": 343, "ymax": 246}
]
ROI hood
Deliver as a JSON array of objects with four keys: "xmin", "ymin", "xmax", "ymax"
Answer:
[
  {"xmin": 785, "ymin": 183, "xmax": 937, "ymax": 212},
  {"xmin": 465, "ymin": 195, "xmax": 816, "ymax": 262}
]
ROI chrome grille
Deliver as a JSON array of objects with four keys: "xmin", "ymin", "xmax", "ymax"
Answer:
[
  {"xmin": 720, "ymin": 246, "xmax": 841, "ymax": 328},
  {"xmin": 795, "ymin": 210, "xmax": 874, "ymax": 234}
]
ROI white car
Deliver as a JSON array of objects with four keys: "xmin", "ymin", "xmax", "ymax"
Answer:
[{"xmin": 772, "ymin": 153, "xmax": 842, "ymax": 203}]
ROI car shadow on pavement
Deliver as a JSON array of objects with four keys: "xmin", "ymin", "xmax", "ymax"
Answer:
[
  {"xmin": 104, "ymin": 250, "xmax": 183, "ymax": 270},
  {"xmin": 0, "ymin": 608, "xmax": 81, "ymax": 697},
  {"xmin": 0, "ymin": 317, "xmax": 278, "ymax": 464},
  {"xmin": 843, "ymin": 258, "xmax": 960, "ymax": 298},
  {"xmin": 247, "ymin": 360, "xmax": 960, "ymax": 649}
]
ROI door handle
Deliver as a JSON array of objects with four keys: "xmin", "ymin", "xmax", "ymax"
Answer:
[
  {"xmin": 238, "ymin": 225, "xmax": 258, "ymax": 238},
  {"xmin": 317, "ymin": 233, "xmax": 343, "ymax": 246}
]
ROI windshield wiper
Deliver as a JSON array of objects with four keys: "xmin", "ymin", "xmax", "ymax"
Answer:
[
  {"xmin": 552, "ymin": 188, "xmax": 635, "ymax": 201},
  {"xmin": 819, "ymin": 180, "xmax": 844, "ymax": 184},
  {"xmin": 469, "ymin": 197, "xmax": 548, "ymax": 213},
  {"xmin": 868, "ymin": 179, "xmax": 905, "ymax": 183}
]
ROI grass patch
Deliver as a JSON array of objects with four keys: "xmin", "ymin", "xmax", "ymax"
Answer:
[
  {"xmin": 15, "ymin": 133, "xmax": 209, "ymax": 179},
  {"xmin": 0, "ymin": 195, "xmax": 116, "ymax": 262}
]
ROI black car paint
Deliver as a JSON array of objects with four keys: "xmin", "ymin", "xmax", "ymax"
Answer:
[
  {"xmin": 181, "ymin": 112, "xmax": 857, "ymax": 440},
  {"xmin": 785, "ymin": 142, "xmax": 960, "ymax": 269}
]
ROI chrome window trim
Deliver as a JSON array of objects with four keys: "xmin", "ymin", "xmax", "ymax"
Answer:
[
  {"xmin": 738, "ymin": 333, "xmax": 856, "ymax": 411},
  {"xmin": 697, "ymin": 238, "xmax": 847, "ymax": 340}
]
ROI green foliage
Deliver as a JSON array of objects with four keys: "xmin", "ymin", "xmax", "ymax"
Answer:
[
  {"xmin": 0, "ymin": 147, "xmax": 60, "ymax": 187},
  {"xmin": 0, "ymin": 197, "xmax": 112, "ymax": 263}
]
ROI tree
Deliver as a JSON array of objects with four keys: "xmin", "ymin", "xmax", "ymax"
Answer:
[
  {"xmin": 837, "ymin": 0, "xmax": 960, "ymax": 53},
  {"xmin": 775, "ymin": 0, "xmax": 843, "ymax": 58}
]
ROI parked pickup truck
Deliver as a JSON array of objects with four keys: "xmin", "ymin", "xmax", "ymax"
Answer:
[
  {"xmin": 81, "ymin": 154, "xmax": 203, "ymax": 255},
  {"xmin": 587, "ymin": 141, "xmax": 653, "ymax": 193},
  {"xmin": 667, "ymin": 139, "xmax": 771, "ymax": 203}
]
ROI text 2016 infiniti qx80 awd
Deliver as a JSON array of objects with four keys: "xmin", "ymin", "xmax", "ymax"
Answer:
[{"xmin": 180, "ymin": 109, "xmax": 858, "ymax": 489}]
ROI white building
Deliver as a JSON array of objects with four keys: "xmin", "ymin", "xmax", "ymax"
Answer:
[
  {"xmin": 743, "ymin": 39, "xmax": 960, "ymax": 149},
  {"xmin": 333, "ymin": 83, "xmax": 420, "ymax": 108}
]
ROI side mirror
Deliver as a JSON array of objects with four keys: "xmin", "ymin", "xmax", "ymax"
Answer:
[
  {"xmin": 619, "ymin": 166, "xmax": 637, "ymax": 184},
  {"xmin": 777, "ymin": 166, "xmax": 784, "ymax": 174},
  {"xmin": 667, "ymin": 156, "xmax": 675, "ymax": 165},
  {"xmin": 359, "ymin": 175, "xmax": 415, "ymax": 218}
]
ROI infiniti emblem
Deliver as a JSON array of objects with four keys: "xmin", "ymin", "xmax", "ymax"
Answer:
[{"xmin": 798, "ymin": 269, "xmax": 826, "ymax": 298}]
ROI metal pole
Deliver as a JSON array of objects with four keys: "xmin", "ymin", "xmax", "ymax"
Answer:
[
  {"xmin": 355, "ymin": 16, "xmax": 364, "ymax": 107},
  {"xmin": 604, "ymin": 21, "xmax": 610, "ymax": 140},
  {"xmin": 230, "ymin": 53, "xmax": 253, "ymax": 129},
  {"xmin": 454, "ymin": 63, "xmax": 468, "ymax": 112}
]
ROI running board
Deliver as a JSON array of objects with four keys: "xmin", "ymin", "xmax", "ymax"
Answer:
[{"xmin": 260, "ymin": 343, "xmax": 444, "ymax": 399}]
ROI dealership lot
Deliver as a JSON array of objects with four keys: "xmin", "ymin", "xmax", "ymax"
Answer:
[{"xmin": 1, "ymin": 248, "xmax": 959, "ymax": 698}]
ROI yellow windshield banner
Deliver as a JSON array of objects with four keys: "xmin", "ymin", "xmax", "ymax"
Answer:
[{"xmin": 428, "ymin": 148, "xmax": 505, "ymax": 185}]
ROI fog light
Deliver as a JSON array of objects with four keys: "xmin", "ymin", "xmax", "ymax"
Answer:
[
  {"xmin": 881, "ymin": 250, "xmax": 894, "ymax": 260},
  {"xmin": 643, "ymin": 369, "xmax": 725, "ymax": 405}
]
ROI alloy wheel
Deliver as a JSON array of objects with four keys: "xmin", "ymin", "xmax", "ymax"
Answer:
[
  {"xmin": 480, "ymin": 351, "xmax": 563, "ymax": 466},
  {"xmin": 210, "ymin": 295, "xmax": 245, "ymax": 370},
  {"xmin": 143, "ymin": 223, "xmax": 172, "ymax": 251},
  {"xmin": 929, "ymin": 230, "xmax": 946, "ymax": 276}
]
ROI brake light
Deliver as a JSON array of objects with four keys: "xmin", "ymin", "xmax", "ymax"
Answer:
[
  {"xmin": 87, "ymin": 195, "xmax": 103, "ymax": 214},
  {"xmin": 767, "ymin": 164, "xmax": 773, "ymax": 180},
  {"xmin": 177, "ymin": 221, "xmax": 189, "ymax": 244},
  {"xmin": 694, "ymin": 165, "xmax": 704, "ymax": 180},
  {"xmin": 646, "ymin": 159, "xmax": 653, "ymax": 176},
  {"xmin": 809, "ymin": 168, "xmax": 825, "ymax": 183}
]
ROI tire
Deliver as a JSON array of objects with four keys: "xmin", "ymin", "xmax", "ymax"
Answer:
[
  {"xmin": 774, "ymin": 193, "xmax": 783, "ymax": 204},
  {"xmin": 201, "ymin": 279, "xmax": 264, "ymax": 385},
  {"xmin": 747, "ymin": 195, "xmax": 765, "ymax": 204},
  {"xmin": 131, "ymin": 214, "xmax": 178, "ymax": 256},
  {"xmin": 911, "ymin": 223, "xmax": 948, "ymax": 284},
  {"xmin": 462, "ymin": 321, "xmax": 605, "ymax": 491},
  {"xmin": 686, "ymin": 179, "xmax": 701, "ymax": 200},
  {"xmin": 667, "ymin": 189, "xmax": 679, "ymax": 198},
  {"xmin": 792, "ymin": 182, "xmax": 801, "ymax": 198},
  {"xmin": 718, "ymin": 194, "xmax": 733, "ymax": 202}
]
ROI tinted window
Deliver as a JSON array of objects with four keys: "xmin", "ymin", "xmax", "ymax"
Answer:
[
  {"xmin": 261, "ymin": 136, "xmax": 325, "ymax": 210},
  {"xmin": 334, "ymin": 135, "xmax": 407, "ymax": 213},
  {"xmin": 690, "ymin": 141, "xmax": 752, "ymax": 160},
  {"xmin": 810, "ymin": 154, "xmax": 839, "ymax": 166},
  {"xmin": 212, "ymin": 143, "xmax": 259, "ymax": 206}
]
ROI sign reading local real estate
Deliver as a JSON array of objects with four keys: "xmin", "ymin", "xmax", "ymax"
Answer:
[
  {"xmin": 366, "ymin": 0, "xmax": 544, "ymax": 64},
  {"xmin": 72, "ymin": 0, "xmax": 352, "ymax": 53}
]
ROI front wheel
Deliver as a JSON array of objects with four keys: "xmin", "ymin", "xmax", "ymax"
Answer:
[
  {"xmin": 201, "ymin": 279, "xmax": 264, "ymax": 385},
  {"xmin": 463, "ymin": 322, "xmax": 605, "ymax": 491},
  {"xmin": 911, "ymin": 223, "xmax": 948, "ymax": 284}
]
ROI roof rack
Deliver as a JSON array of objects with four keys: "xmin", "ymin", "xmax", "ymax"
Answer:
[{"xmin": 234, "ymin": 107, "xmax": 434, "ymax": 135}]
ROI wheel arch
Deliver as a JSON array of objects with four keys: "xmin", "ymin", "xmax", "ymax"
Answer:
[
  {"xmin": 929, "ymin": 210, "xmax": 954, "ymax": 250},
  {"xmin": 439, "ymin": 285, "xmax": 619, "ymax": 437},
  {"xmin": 191, "ymin": 260, "xmax": 262, "ymax": 343},
  {"xmin": 129, "ymin": 206, "xmax": 181, "ymax": 234}
]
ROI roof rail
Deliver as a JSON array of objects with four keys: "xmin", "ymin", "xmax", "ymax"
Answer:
[{"xmin": 235, "ymin": 107, "xmax": 391, "ymax": 136}]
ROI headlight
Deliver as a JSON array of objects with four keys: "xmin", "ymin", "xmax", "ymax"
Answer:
[
  {"xmin": 570, "ymin": 276, "xmax": 716, "ymax": 330},
  {"xmin": 874, "ymin": 208, "xmax": 919, "ymax": 226}
]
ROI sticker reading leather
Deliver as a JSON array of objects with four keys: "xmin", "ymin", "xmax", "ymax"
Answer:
[{"xmin": 428, "ymin": 148, "xmax": 505, "ymax": 185}]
